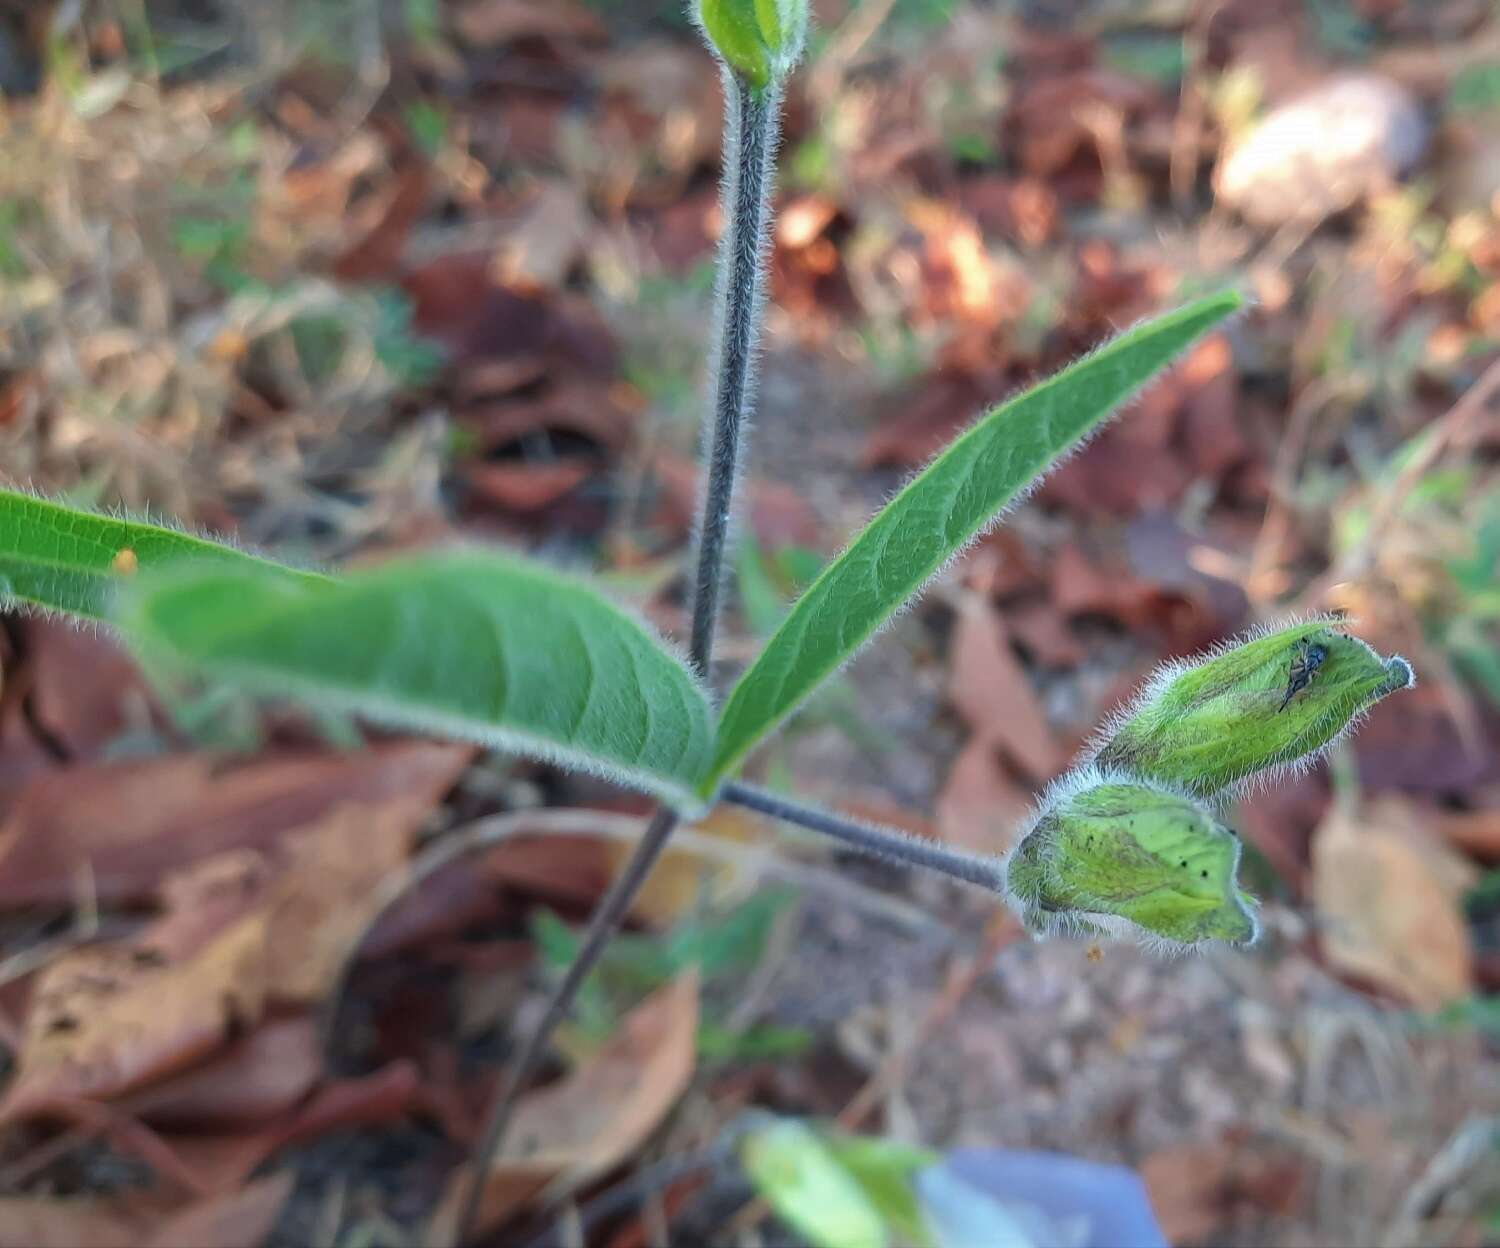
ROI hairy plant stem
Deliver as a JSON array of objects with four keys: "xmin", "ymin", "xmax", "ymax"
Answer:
[
  {"xmin": 691, "ymin": 75, "xmax": 780, "ymax": 666},
  {"xmin": 454, "ymin": 73, "xmax": 781, "ymax": 1247},
  {"xmin": 721, "ymin": 782, "xmax": 1008, "ymax": 892}
]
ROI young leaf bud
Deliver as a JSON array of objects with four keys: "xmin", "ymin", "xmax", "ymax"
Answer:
[
  {"xmin": 1003, "ymin": 774, "xmax": 1259, "ymax": 950},
  {"xmin": 695, "ymin": 0, "xmax": 808, "ymax": 89},
  {"xmin": 1092, "ymin": 620, "xmax": 1413, "ymax": 799}
]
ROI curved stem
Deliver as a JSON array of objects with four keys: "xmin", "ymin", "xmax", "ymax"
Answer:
[
  {"xmin": 453, "ymin": 70, "xmax": 782, "ymax": 1248},
  {"xmin": 721, "ymin": 782, "xmax": 1008, "ymax": 893}
]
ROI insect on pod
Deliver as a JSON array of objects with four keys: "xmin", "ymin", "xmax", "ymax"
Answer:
[
  {"xmin": 1278, "ymin": 637, "xmax": 1328, "ymax": 712},
  {"xmin": 1091, "ymin": 618, "xmax": 1413, "ymax": 799}
]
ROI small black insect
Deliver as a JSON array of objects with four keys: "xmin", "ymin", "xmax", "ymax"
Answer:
[{"xmin": 1278, "ymin": 638, "xmax": 1327, "ymax": 712}]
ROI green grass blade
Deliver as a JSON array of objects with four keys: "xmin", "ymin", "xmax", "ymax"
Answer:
[
  {"xmin": 119, "ymin": 550, "xmax": 716, "ymax": 811},
  {"xmin": 706, "ymin": 290, "xmax": 1243, "ymax": 791},
  {"xmin": 0, "ymin": 489, "xmax": 320, "ymax": 620}
]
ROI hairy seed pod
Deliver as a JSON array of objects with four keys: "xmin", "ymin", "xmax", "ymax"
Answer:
[
  {"xmin": 695, "ymin": 0, "xmax": 808, "ymax": 89},
  {"xmin": 1092, "ymin": 620, "xmax": 1413, "ymax": 799},
  {"xmin": 1004, "ymin": 775, "xmax": 1258, "ymax": 950}
]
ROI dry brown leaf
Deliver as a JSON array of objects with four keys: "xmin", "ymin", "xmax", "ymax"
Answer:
[
  {"xmin": 1141, "ymin": 1136, "xmax": 1305, "ymax": 1247},
  {"xmin": 957, "ymin": 175, "xmax": 1059, "ymax": 247},
  {"xmin": 481, "ymin": 833, "xmax": 620, "ymax": 908},
  {"xmin": 155, "ymin": 1061, "xmax": 420, "ymax": 1194},
  {"xmin": 779, "ymin": 196, "xmax": 840, "ymax": 250},
  {"xmin": 1179, "ymin": 339, "xmax": 1248, "ymax": 482},
  {"xmin": 493, "ymin": 181, "xmax": 595, "ymax": 291},
  {"xmin": 1040, "ymin": 422, "xmax": 1194, "ymax": 516},
  {"xmin": 465, "ymin": 460, "xmax": 593, "ymax": 513},
  {"xmin": 652, "ymin": 451, "xmax": 822, "ymax": 550},
  {"xmin": 1138, "ymin": 1140, "xmax": 1236, "ymax": 1246},
  {"xmin": 1047, "ymin": 540, "xmax": 1214, "ymax": 645},
  {"xmin": 0, "ymin": 796, "xmax": 435, "ymax": 1122},
  {"xmin": 1311, "ymin": 798, "xmax": 1475, "ymax": 1008},
  {"xmin": 143, "ymin": 1174, "xmax": 294, "ymax": 1248},
  {"xmin": 2, "ymin": 866, "xmax": 270, "ymax": 1120},
  {"xmin": 263, "ymin": 804, "xmax": 425, "ymax": 1001},
  {"xmin": 1004, "ymin": 601, "xmax": 1085, "ymax": 668},
  {"xmin": 402, "ymin": 257, "xmax": 617, "ymax": 376},
  {"xmin": 1232, "ymin": 771, "xmax": 1327, "ymax": 896},
  {"xmin": 462, "ymin": 383, "xmax": 639, "ymax": 455},
  {"xmin": 935, "ymin": 737, "xmax": 1033, "ymax": 854},
  {"xmin": 964, "ymin": 532, "xmax": 1043, "ymax": 599},
  {"xmin": 612, "ymin": 807, "xmax": 761, "ymax": 927},
  {"xmin": 0, "ymin": 741, "xmax": 471, "ymax": 909},
  {"xmin": 905, "ymin": 199, "xmax": 1005, "ymax": 330},
  {"xmin": 454, "ymin": 0, "xmax": 605, "ymax": 47},
  {"xmin": 1009, "ymin": 69, "xmax": 1159, "ymax": 178},
  {"xmin": 947, "ymin": 595, "xmax": 1062, "ymax": 781},
  {"xmin": 434, "ymin": 971, "xmax": 700, "ymax": 1239},
  {"xmin": 124, "ymin": 1016, "xmax": 322, "ymax": 1129},
  {"xmin": 1432, "ymin": 807, "xmax": 1500, "ymax": 861},
  {"xmin": 0, "ymin": 1174, "xmax": 291, "ymax": 1248},
  {"xmin": 331, "ymin": 166, "xmax": 430, "ymax": 284},
  {"xmin": 1050, "ymin": 542, "xmax": 1129, "ymax": 618},
  {"xmin": 20, "ymin": 617, "xmax": 154, "ymax": 759},
  {"xmin": 863, "ymin": 367, "xmax": 1006, "ymax": 471},
  {"xmin": 478, "ymin": 815, "xmax": 756, "ymax": 930},
  {"xmin": 0, "ymin": 1194, "xmax": 144, "ymax": 1248}
]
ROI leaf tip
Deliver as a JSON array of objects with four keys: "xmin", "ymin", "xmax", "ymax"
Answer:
[{"xmin": 1380, "ymin": 654, "xmax": 1415, "ymax": 695}]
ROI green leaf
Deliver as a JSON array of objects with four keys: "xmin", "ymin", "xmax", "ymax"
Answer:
[
  {"xmin": 1448, "ymin": 63, "xmax": 1500, "ymax": 114},
  {"xmin": 120, "ymin": 550, "xmax": 716, "ymax": 810},
  {"xmin": 0, "ymin": 488, "xmax": 320, "ymax": 622},
  {"xmin": 740, "ymin": 1118, "xmax": 888, "ymax": 1248},
  {"xmin": 530, "ymin": 909, "xmax": 616, "ymax": 1046},
  {"xmin": 705, "ymin": 290, "xmax": 1244, "ymax": 791},
  {"xmin": 659, "ymin": 886, "xmax": 796, "ymax": 978},
  {"xmin": 825, "ymin": 1135, "xmax": 938, "ymax": 1248}
]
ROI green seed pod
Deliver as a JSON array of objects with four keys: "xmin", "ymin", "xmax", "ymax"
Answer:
[
  {"xmin": 1092, "ymin": 619, "xmax": 1413, "ymax": 799},
  {"xmin": 1004, "ymin": 773, "xmax": 1259, "ymax": 951},
  {"xmin": 696, "ymin": 0, "xmax": 808, "ymax": 89}
]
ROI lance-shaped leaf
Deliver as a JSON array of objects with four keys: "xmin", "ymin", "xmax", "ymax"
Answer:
[
  {"xmin": 1003, "ymin": 774, "xmax": 1258, "ymax": 950},
  {"xmin": 1092, "ymin": 619, "xmax": 1414, "ymax": 798},
  {"xmin": 119, "ymin": 551, "xmax": 715, "ymax": 811},
  {"xmin": 705, "ymin": 290, "xmax": 1244, "ymax": 793},
  {"xmin": 0, "ymin": 489, "xmax": 320, "ymax": 622}
]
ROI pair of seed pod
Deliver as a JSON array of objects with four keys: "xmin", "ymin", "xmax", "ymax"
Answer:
[{"xmin": 1003, "ymin": 620, "xmax": 1413, "ymax": 951}]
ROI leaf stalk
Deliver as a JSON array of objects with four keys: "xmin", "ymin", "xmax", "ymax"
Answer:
[{"xmin": 721, "ymin": 781, "xmax": 1007, "ymax": 892}]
